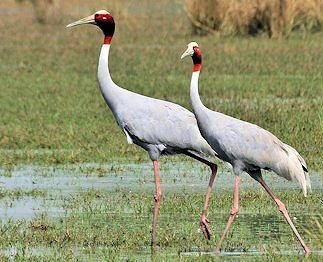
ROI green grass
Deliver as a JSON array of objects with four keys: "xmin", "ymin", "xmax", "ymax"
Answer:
[
  {"xmin": 0, "ymin": 186, "xmax": 322, "ymax": 260},
  {"xmin": 0, "ymin": 163, "xmax": 322, "ymax": 260},
  {"xmin": 0, "ymin": 0, "xmax": 322, "ymax": 170},
  {"xmin": 0, "ymin": 0, "xmax": 322, "ymax": 260}
]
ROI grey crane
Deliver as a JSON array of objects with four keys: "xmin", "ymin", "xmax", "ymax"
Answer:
[
  {"xmin": 181, "ymin": 42, "xmax": 311, "ymax": 255},
  {"xmin": 66, "ymin": 11, "xmax": 219, "ymax": 247}
]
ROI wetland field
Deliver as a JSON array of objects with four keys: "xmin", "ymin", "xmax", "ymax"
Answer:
[{"xmin": 0, "ymin": 0, "xmax": 322, "ymax": 260}]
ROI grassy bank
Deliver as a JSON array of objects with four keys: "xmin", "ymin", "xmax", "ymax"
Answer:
[{"xmin": 0, "ymin": 0, "xmax": 322, "ymax": 171}]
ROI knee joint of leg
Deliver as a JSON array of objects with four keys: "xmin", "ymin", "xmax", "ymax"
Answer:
[
  {"xmin": 230, "ymin": 207, "xmax": 239, "ymax": 215},
  {"xmin": 154, "ymin": 192, "xmax": 162, "ymax": 202},
  {"xmin": 276, "ymin": 199, "xmax": 286, "ymax": 212}
]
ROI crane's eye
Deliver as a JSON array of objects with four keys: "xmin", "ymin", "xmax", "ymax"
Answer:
[{"xmin": 95, "ymin": 14, "xmax": 111, "ymax": 22}]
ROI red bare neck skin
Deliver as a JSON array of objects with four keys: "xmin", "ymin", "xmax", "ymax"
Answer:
[
  {"xmin": 193, "ymin": 64, "xmax": 202, "ymax": 72},
  {"xmin": 104, "ymin": 35, "xmax": 113, "ymax": 44},
  {"xmin": 192, "ymin": 46, "xmax": 202, "ymax": 72}
]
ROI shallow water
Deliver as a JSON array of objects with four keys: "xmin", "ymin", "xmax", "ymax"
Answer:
[
  {"xmin": 179, "ymin": 249, "xmax": 323, "ymax": 257},
  {"xmin": 0, "ymin": 162, "xmax": 322, "ymax": 221},
  {"xmin": 1, "ymin": 162, "xmax": 322, "ymax": 192},
  {"xmin": 0, "ymin": 162, "xmax": 322, "ymax": 260},
  {"xmin": 0, "ymin": 196, "xmax": 66, "ymax": 220},
  {"xmin": 3, "ymin": 247, "xmax": 322, "ymax": 261}
]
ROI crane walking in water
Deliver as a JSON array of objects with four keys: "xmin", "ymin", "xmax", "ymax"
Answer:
[
  {"xmin": 66, "ymin": 11, "xmax": 219, "ymax": 248},
  {"xmin": 181, "ymin": 42, "xmax": 311, "ymax": 255}
]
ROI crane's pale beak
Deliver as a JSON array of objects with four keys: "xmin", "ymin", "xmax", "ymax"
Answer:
[
  {"xmin": 180, "ymin": 47, "xmax": 194, "ymax": 59},
  {"xmin": 66, "ymin": 14, "xmax": 96, "ymax": 28}
]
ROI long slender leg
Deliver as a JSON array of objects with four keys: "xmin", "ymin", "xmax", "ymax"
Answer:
[
  {"xmin": 252, "ymin": 175, "xmax": 310, "ymax": 256},
  {"xmin": 215, "ymin": 175, "xmax": 240, "ymax": 254},
  {"xmin": 200, "ymin": 165, "xmax": 217, "ymax": 240},
  {"xmin": 184, "ymin": 152, "xmax": 218, "ymax": 240},
  {"xmin": 151, "ymin": 160, "xmax": 162, "ymax": 249}
]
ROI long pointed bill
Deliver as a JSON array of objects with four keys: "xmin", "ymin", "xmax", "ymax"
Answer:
[
  {"xmin": 66, "ymin": 14, "xmax": 95, "ymax": 28},
  {"xmin": 181, "ymin": 47, "xmax": 193, "ymax": 59}
]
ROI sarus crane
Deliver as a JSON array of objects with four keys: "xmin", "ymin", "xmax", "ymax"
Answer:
[
  {"xmin": 66, "ymin": 11, "xmax": 219, "ymax": 247},
  {"xmin": 181, "ymin": 42, "xmax": 311, "ymax": 255}
]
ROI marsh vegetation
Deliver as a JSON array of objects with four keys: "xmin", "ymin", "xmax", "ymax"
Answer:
[{"xmin": 0, "ymin": 0, "xmax": 322, "ymax": 260}]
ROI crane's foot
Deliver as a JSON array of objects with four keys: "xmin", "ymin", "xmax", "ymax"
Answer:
[
  {"xmin": 200, "ymin": 216, "xmax": 211, "ymax": 240},
  {"xmin": 214, "ymin": 246, "xmax": 221, "ymax": 255},
  {"xmin": 304, "ymin": 246, "xmax": 310, "ymax": 257}
]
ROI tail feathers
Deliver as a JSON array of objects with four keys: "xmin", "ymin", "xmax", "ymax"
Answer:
[
  {"xmin": 198, "ymin": 137, "xmax": 219, "ymax": 158},
  {"xmin": 279, "ymin": 143, "xmax": 311, "ymax": 197}
]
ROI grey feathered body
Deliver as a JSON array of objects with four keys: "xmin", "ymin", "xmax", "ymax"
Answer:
[
  {"xmin": 97, "ymin": 45, "xmax": 216, "ymax": 161},
  {"xmin": 190, "ymin": 71, "xmax": 311, "ymax": 196}
]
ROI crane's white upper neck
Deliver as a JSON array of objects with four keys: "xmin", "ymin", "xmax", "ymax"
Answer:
[
  {"xmin": 190, "ymin": 71, "xmax": 206, "ymax": 113},
  {"xmin": 97, "ymin": 43, "xmax": 122, "ymax": 113},
  {"xmin": 98, "ymin": 44, "xmax": 113, "ymax": 84}
]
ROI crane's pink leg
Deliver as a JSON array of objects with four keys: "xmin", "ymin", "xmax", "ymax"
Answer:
[
  {"xmin": 184, "ymin": 152, "xmax": 218, "ymax": 240},
  {"xmin": 215, "ymin": 176, "xmax": 240, "ymax": 254},
  {"xmin": 200, "ymin": 164, "xmax": 217, "ymax": 240},
  {"xmin": 254, "ymin": 176, "xmax": 310, "ymax": 256},
  {"xmin": 151, "ymin": 160, "xmax": 162, "ymax": 248}
]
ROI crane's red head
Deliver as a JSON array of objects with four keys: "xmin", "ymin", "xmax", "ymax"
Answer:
[
  {"xmin": 66, "ymin": 10, "xmax": 115, "ymax": 44},
  {"xmin": 180, "ymin": 42, "xmax": 202, "ymax": 72}
]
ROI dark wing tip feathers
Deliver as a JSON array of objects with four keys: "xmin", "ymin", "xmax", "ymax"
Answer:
[
  {"xmin": 280, "ymin": 143, "xmax": 308, "ymax": 173},
  {"xmin": 302, "ymin": 165, "xmax": 308, "ymax": 172}
]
